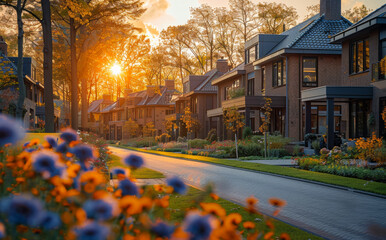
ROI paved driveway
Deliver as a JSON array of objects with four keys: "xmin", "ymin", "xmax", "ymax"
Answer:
[{"xmin": 109, "ymin": 146, "xmax": 386, "ymax": 240}]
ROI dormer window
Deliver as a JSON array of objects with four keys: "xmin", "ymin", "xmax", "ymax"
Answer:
[{"xmin": 245, "ymin": 45, "xmax": 258, "ymax": 64}]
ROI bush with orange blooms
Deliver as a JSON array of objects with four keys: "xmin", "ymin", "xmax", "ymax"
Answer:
[{"xmin": 0, "ymin": 114, "xmax": 290, "ymax": 240}]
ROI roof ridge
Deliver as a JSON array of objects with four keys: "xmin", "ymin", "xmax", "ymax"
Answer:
[
  {"xmin": 196, "ymin": 69, "xmax": 218, "ymax": 91},
  {"xmin": 288, "ymin": 15, "xmax": 324, "ymax": 48}
]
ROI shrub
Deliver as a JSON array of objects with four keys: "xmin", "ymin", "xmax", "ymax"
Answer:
[
  {"xmin": 297, "ymin": 157, "xmax": 324, "ymax": 170},
  {"xmin": 311, "ymin": 140, "xmax": 320, "ymax": 155},
  {"xmin": 155, "ymin": 133, "xmax": 171, "ymax": 143},
  {"xmin": 238, "ymin": 143, "xmax": 261, "ymax": 157},
  {"xmin": 242, "ymin": 127, "xmax": 253, "ymax": 139},
  {"xmin": 311, "ymin": 165, "xmax": 386, "ymax": 182},
  {"xmin": 206, "ymin": 129, "xmax": 217, "ymax": 142},
  {"xmin": 304, "ymin": 133, "xmax": 318, "ymax": 147},
  {"xmin": 292, "ymin": 145, "xmax": 303, "ymax": 156},
  {"xmin": 268, "ymin": 135, "xmax": 291, "ymax": 149},
  {"xmin": 266, "ymin": 149, "xmax": 290, "ymax": 158},
  {"xmin": 188, "ymin": 139, "xmax": 209, "ymax": 149},
  {"xmin": 177, "ymin": 136, "xmax": 187, "ymax": 142}
]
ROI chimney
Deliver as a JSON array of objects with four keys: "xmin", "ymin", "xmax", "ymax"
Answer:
[
  {"xmin": 320, "ymin": 0, "xmax": 341, "ymax": 20},
  {"xmin": 164, "ymin": 79, "xmax": 175, "ymax": 90},
  {"xmin": 147, "ymin": 85, "xmax": 155, "ymax": 98},
  {"xmin": 216, "ymin": 58, "xmax": 229, "ymax": 73},
  {"xmin": 102, "ymin": 94, "xmax": 111, "ymax": 101},
  {"xmin": 124, "ymin": 88, "xmax": 133, "ymax": 97},
  {"xmin": 0, "ymin": 36, "xmax": 7, "ymax": 56}
]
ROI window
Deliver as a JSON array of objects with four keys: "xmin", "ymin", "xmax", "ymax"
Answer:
[
  {"xmin": 245, "ymin": 45, "xmax": 257, "ymax": 64},
  {"xmin": 350, "ymin": 39, "xmax": 369, "ymax": 74},
  {"xmin": 225, "ymin": 80, "xmax": 241, "ymax": 100},
  {"xmin": 302, "ymin": 105, "xmax": 341, "ymax": 134},
  {"xmin": 261, "ymin": 67, "xmax": 266, "ymax": 93},
  {"xmin": 247, "ymin": 72, "xmax": 254, "ymax": 96},
  {"xmin": 272, "ymin": 59, "xmax": 286, "ymax": 87},
  {"xmin": 302, "ymin": 57, "xmax": 318, "ymax": 87}
]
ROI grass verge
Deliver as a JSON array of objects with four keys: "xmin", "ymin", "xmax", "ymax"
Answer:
[
  {"xmin": 24, "ymin": 132, "xmax": 60, "ymax": 143},
  {"xmin": 161, "ymin": 187, "xmax": 323, "ymax": 239},
  {"xmin": 109, "ymin": 154, "xmax": 164, "ymax": 179},
  {"xmin": 112, "ymin": 145, "xmax": 386, "ymax": 196}
]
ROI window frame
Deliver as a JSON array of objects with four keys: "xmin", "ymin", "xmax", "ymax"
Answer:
[
  {"xmin": 302, "ymin": 57, "xmax": 318, "ymax": 87},
  {"xmin": 272, "ymin": 60, "xmax": 286, "ymax": 87},
  {"xmin": 350, "ymin": 39, "xmax": 369, "ymax": 74}
]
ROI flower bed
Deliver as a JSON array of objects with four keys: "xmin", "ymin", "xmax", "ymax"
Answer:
[{"xmin": 0, "ymin": 114, "xmax": 292, "ymax": 239}]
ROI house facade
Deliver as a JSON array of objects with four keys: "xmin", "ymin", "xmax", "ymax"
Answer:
[
  {"xmin": 0, "ymin": 37, "xmax": 60, "ymax": 130},
  {"xmin": 323, "ymin": 4, "xmax": 386, "ymax": 142},
  {"xmin": 169, "ymin": 59, "xmax": 229, "ymax": 139},
  {"xmin": 209, "ymin": 0, "xmax": 352, "ymax": 142},
  {"xmin": 96, "ymin": 80, "xmax": 179, "ymax": 140}
]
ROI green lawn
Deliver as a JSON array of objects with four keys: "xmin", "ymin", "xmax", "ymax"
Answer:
[
  {"xmin": 109, "ymin": 154, "xmax": 164, "ymax": 179},
  {"xmin": 113, "ymin": 145, "xmax": 386, "ymax": 196},
  {"xmin": 23, "ymin": 132, "xmax": 60, "ymax": 144},
  {"xmin": 159, "ymin": 187, "xmax": 323, "ymax": 240}
]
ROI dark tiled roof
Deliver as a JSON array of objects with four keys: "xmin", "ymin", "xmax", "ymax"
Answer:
[
  {"xmin": 0, "ymin": 53, "xmax": 17, "ymax": 77},
  {"xmin": 265, "ymin": 14, "xmax": 351, "ymax": 56}
]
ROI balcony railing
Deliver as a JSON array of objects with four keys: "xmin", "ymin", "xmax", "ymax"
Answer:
[{"xmin": 372, "ymin": 60, "xmax": 386, "ymax": 82}]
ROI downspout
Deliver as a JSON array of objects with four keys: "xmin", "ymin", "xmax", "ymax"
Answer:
[{"xmin": 285, "ymin": 56, "xmax": 289, "ymax": 137}]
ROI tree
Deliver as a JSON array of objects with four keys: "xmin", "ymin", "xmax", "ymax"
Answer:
[
  {"xmin": 257, "ymin": 2, "xmax": 298, "ymax": 34},
  {"xmin": 223, "ymin": 107, "xmax": 245, "ymax": 158},
  {"xmin": 229, "ymin": 0, "xmax": 259, "ymax": 43},
  {"xmin": 123, "ymin": 118, "xmax": 139, "ymax": 139},
  {"xmin": 343, "ymin": 4, "xmax": 372, "ymax": 23},
  {"xmin": 259, "ymin": 97, "xmax": 272, "ymax": 158},
  {"xmin": 143, "ymin": 121, "xmax": 156, "ymax": 137},
  {"xmin": 304, "ymin": 4, "xmax": 319, "ymax": 20},
  {"xmin": 181, "ymin": 107, "xmax": 199, "ymax": 138}
]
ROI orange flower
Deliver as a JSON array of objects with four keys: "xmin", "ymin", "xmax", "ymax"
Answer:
[
  {"xmin": 243, "ymin": 221, "xmax": 255, "ymax": 229},
  {"xmin": 16, "ymin": 177, "xmax": 25, "ymax": 183},
  {"xmin": 139, "ymin": 197, "xmax": 153, "ymax": 211},
  {"xmin": 29, "ymin": 138, "xmax": 40, "ymax": 146},
  {"xmin": 264, "ymin": 231, "xmax": 274, "ymax": 240},
  {"xmin": 224, "ymin": 213, "xmax": 242, "ymax": 230},
  {"xmin": 280, "ymin": 233, "xmax": 291, "ymax": 240},
  {"xmin": 247, "ymin": 232, "xmax": 259, "ymax": 240},
  {"xmin": 200, "ymin": 202, "xmax": 226, "ymax": 218},
  {"xmin": 210, "ymin": 193, "xmax": 219, "ymax": 200},
  {"xmin": 268, "ymin": 198, "xmax": 286, "ymax": 208},
  {"xmin": 266, "ymin": 220, "xmax": 274, "ymax": 230},
  {"xmin": 246, "ymin": 196, "xmax": 258, "ymax": 206},
  {"xmin": 80, "ymin": 171, "xmax": 105, "ymax": 186},
  {"xmin": 120, "ymin": 196, "xmax": 142, "ymax": 215},
  {"xmin": 75, "ymin": 208, "xmax": 87, "ymax": 223},
  {"xmin": 155, "ymin": 195, "xmax": 169, "ymax": 208},
  {"xmin": 153, "ymin": 184, "xmax": 163, "ymax": 192}
]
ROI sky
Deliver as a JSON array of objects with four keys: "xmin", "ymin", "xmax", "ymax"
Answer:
[{"xmin": 140, "ymin": 0, "xmax": 383, "ymax": 31}]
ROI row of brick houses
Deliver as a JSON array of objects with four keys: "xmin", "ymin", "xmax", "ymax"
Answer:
[{"xmin": 96, "ymin": 0, "xmax": 385, "ymax": 148}]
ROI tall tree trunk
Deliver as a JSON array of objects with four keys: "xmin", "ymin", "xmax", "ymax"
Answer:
[
  {"xmin": 42, "ymin": 0, "xmax": 54, "ymax": 132},
  {"xmin": 70, "ymin": 17, "xmax": 78, "ymax": 130},
  {"xmin": 81, "ymin": 75, "xmax": 87, "ymax": 130},
  {"xmin": 16, "ymin": 0, "xmax": 25, "ymax": 123}
]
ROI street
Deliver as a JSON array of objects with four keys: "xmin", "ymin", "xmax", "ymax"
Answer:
[{"xmin": 110, "ymin": 146, "xmax": 386, "ymax": 240}]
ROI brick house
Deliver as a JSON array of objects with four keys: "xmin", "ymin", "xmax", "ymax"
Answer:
[
  {"xmin": 100, "ymin": 80, "xmax": 179, "ymax": 140},
  {"xmin": 209, "ymin": 0, "xmax": 352, "ymax": 141},
  {"xmin": 311, "ymin": 4, "xmax": 386, "ymax": 147},
  {"xmin": 0, "ymin": 37, "xmax": 59, "ymax": 130},
  {"xmin": 169, "ymin": 59, "xmax": 229, "ymax": 139}
]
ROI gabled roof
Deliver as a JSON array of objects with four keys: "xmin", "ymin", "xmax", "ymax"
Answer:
[
  {"xmin": 331, "ymin": 4, "xmax": 386, "ymax": 43},
  {"xmin": 212, "ymin": 63, "xmax": 245, "ymax": 85},
  {"xmin": 88, "ymin": 99, "xmax": 114, "ymax": 113},
  {"xmin": 266, "ymin": 14, "xmax": 351, "ymax": 55},
  {"xmin": 101, "ymin": 101, "xmax": 118, "ymax": 113}
]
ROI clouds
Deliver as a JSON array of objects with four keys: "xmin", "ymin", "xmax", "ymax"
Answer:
[{"xmin": 141, "ymin": 0, "xmax": 170, "ymax": 21}]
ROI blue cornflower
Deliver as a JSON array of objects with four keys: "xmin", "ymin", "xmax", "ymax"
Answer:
[
  {"xmin": 72, "ymin": 144, "xmax": 95, "ymax": 161},
  {"xmin": 118, "ymin": 179, "xmax": 139, "ymax": 196},
  {"xmin": 184, "ymin": 213, "xmax": 213, "ymax": 240},
  {"xmin": 123, "ymin": 154, "xmax": 144, "ymax": 169},
  {"xmin": 83, "ymin": 199, "xmax": 113, "ymax": 221},
  {"xmin": 45, "ymin": 136, "xmax": 58, "ymax": 148},
  {"xmin": 110, "ymin": 167, "xmax": 126, "ymax": 176},
  {"xmin": 56, "ymin": 142, "xmax": 68, "ymax": 154},
  {"xmin": 36, "ymin": 211, "xmax": 61, "ymax": 230},
  {"xmin": 0, "ymin": 114, "xmax": 25, "ymax": 147},
  {"xmin": 0, "ymin": 195, "xmax": 43, "ymax": 226},
  {"xmin": 25, "ymin": 148, "xmax": 36, "ymax": 153},
  {"xmin": 60, "ymin": 128, "xmax": 78, "ymax": 144},
  {"xmin": 167, "ymin": 176, "xmax": 187, "ymax": 194},
  {"xmin": 31, "ymin": 150, "xmax": 63, "ymax": 178},
  {"xmin": 73, "ymin": 221, "xmax": 110, "ymax": 240},
  {"xmin": 151, "ymin": 221, "xmax": 175, "ymax": 238}
]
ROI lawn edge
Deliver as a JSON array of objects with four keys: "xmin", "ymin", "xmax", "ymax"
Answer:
[{"xmin": 110, "ymin": 145, "xmax": 386, "ymax": 197}]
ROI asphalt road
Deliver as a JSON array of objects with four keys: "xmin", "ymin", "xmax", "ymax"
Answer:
[{"xmin": 109, "ymin": 146, "xmax": 386, "ymax": 240}]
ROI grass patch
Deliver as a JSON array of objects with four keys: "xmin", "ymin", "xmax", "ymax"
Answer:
[
  {"xmin": 113, "ymin": 145, "xmax": 386, "ymax": 195},
  {"xmin": 240, "ymin": 156, "xmax": 293, "ymax": 160},
  {"xmin": 109, "ymin": 154, "xmax": 164, "ymax": 179},
  {"xmin": 162, "ymin": 187, "xmax": 322, "ymax": 239},
  {"xmin": 24, "ymin": 132, "xmax": 60, "ymax": 143}
]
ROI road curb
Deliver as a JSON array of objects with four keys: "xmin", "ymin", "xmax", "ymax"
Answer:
[{"xmin": 109, "ymin": 146, "xmax": 386, "ymax": 200}]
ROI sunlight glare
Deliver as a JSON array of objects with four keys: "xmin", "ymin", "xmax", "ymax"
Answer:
[{"xmin": 111, "ymin": 63, "xmax": 122, "ymax": 76}]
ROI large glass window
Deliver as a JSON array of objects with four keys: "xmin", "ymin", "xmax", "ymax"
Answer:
[
  {"xmin": 302, "ymin": 105, "xmax": 341, "ymax": 134},
  {"xmin": 350, "ymin": 39, "xmax": 369, "ymax": 74},
  {"xmin": 272, "ymin": 59, "xmax": 286, "ymax": 87},
  {"xmin": 302, "ymin": 57, "xmax": 318, "ymax": 87}
]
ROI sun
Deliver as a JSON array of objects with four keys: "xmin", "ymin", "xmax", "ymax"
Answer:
[{"xmin": 111, "ymin": 63, "xmax": 122, "ymax": 76}]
